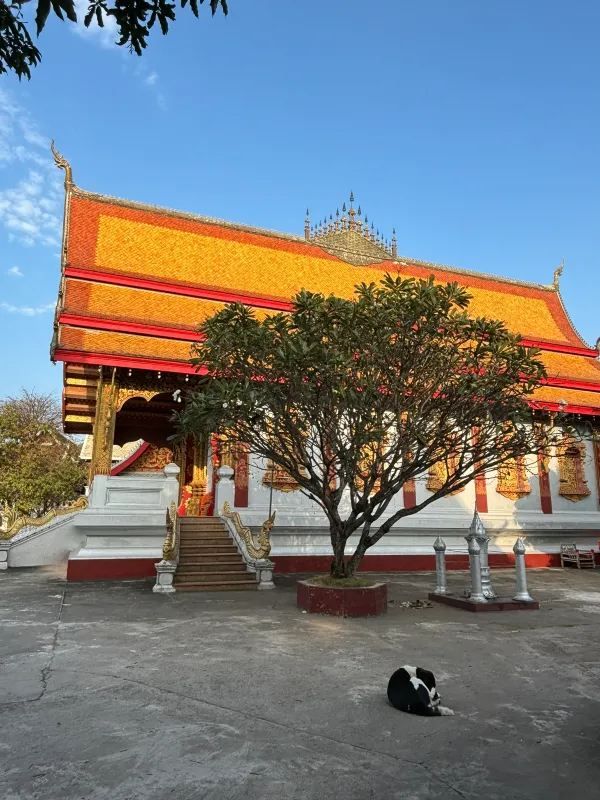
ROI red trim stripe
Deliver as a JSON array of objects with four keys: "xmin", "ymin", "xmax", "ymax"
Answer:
[
  {"xmin": 520, "ymin": 338, "xmax": 598, "ymax": 357},
  {"xmin": 110, "ymin": 442, "xmax": 150, "ymax": 475},
  {"xmin": 53, "ymin": 348, "xmax": 207, "ymax": 376},
  {"xmin": 539, "ymin": 376, "xmax": 600, "ymax": 393},
  {"xmin": 64, "ymin": 267, "xmax": 294, "ymax": 312},
  {"xmin": 59, "ymin": 313, "xmax": 202, "ymax": 343}
]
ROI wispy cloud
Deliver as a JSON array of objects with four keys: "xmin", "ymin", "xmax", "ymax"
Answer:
[
  {"xmin": 7, "ymin": 266, "xmax": 24, "ymax": 278},
  {"xmin": 0, "ymin": 89, "xmax": 62, "ymax": 248},
  {"xmin": 70, "ymin": 2, "xmax": 167, "ymax": 110},
  {"xmin": 72, "ymin": 0, "xmax": 119, "ymax": 49},
  {"xmin": 0, "ymin": 301, "xmax": 55, "ymax": 316}
]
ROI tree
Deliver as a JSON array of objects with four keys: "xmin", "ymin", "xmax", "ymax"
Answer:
[
  {"xmin": 0, "ymin": 390, "xmax": 86, "ymax": 518},
  {"xmin": 177, "ymin": 275, "xmax": 554, "ymax": 579},
  {"xmin": 0, "ymin": 0, "xmax": 227, "ymax": 79}
]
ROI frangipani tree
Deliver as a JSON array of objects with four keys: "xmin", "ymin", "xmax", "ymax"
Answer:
[{"xmin": 177, "ymin": 275, "xmax": 552, "ymax": 578}]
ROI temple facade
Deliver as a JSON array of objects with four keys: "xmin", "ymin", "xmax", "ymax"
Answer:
[{"xmin": 46, "ymin": 150, "xmax": 600, "ymax": 580}]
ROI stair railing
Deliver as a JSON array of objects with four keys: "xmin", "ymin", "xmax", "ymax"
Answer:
[
  {"xmin": 153, "ymin": 502, "xmax": 179, "ymax": 594},
  {"xmin": 1, "ymin": 496, "xmax": 88, "ymax": 541},
  {"xmin": 220, "ymin": 501, "xmax": 276, "ymax": 590}
]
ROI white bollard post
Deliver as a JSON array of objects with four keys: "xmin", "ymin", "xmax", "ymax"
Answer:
[
  {"xmin": 433, "ymin": 536, "xmax": 447, "ymax": 595},
  {"xmin": 468, "ymin": 537, "xmax": 486, "ymax": 602},
  {"xmin": 513, "ymin": 537, "xmax": 534, "ymax": 602},
  {"xmin": 215, "ymin": 465, "xmax": 235, "ymax": 513},
  {"xmin": 163, "ymin": 463, "xmax": 181, "ymax": 508}
]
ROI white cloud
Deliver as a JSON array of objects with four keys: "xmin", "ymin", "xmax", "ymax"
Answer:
[
  {"xmin": 72, "ymin": 0, "xmax": 119, "ymax": 49},
  {"xmin": 7, "ymin": 266, "xmax": 24, "ymax": 278},
  {"xmin": 145, "ymin": 71, "xmax": 159, "ymax": 87},
  {"xmin": 0, "ymin": 90, "xmax": 63, "ymax": 248},
  {"xmin": 0, "ymin": 301, "xmax": 55, "ymax": 316}
]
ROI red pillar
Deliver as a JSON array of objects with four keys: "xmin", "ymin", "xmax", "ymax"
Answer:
[
  {"xmin": 475, "ymin": 472, "xmax": 488, "ymax": 513},
  {"xmin": 537, "ymin": 452, "xmax": 553, "ymax": 514},
  {"xmin": 403, "ymin": 478, "xmax": 416, "ymax": 509}
]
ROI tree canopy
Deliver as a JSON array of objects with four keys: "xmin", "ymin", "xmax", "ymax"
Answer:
[
  {"xmin": 0, "ymin": 390, "xmax": 85, "ymax": 520},
  {"xmin": 1, "ymin": 0, "xmax": 228, "ymax": 79},
  {"xmin": 177, "ymin": 275, "xmax": 554, "ymax": 578}
]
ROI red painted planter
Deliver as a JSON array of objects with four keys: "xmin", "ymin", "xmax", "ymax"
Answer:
[{"xmin": 297, "ymin": 579, "xmax": 387, "ymax": 617}]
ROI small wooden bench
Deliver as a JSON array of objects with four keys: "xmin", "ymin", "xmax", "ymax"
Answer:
[{"xmin": 560, "ymin": 544, "xmax": 596, "ymax": 569}]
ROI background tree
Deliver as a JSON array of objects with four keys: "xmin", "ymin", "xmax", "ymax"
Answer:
[
  {"xmin": 177, "ymin": 275, "xmax": 554, "ymax": 579},
  {"xmin": 0, "ymin": 0, "xmax": 227, "ymax": 78},
  {"xmin": 0, "ymin": 389, "xmax": 85, "ymax": 519}
]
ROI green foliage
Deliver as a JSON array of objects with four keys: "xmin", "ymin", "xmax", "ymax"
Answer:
[
  {"xmin": 0, "ymin": 0, "xmax": 227, "ymax": 78},
  {"xmin": 178, "ymin": 275, "xmax": 550, "ymax": 577},
  {"xmin": 0, "ymin": 390, "xmax": 86, "ymax": 517}
]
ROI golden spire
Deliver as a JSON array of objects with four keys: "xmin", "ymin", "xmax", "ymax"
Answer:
[{"xmin": 51, "ymin": 140, "xmax": 73, "ymax": 190}]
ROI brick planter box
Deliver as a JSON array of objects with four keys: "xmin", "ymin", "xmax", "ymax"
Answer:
[{"xmin": 297, "ymin": 579, "xmax": 387, "ymax": 617}]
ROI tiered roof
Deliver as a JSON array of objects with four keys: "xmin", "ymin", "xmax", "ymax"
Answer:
[{"xmin": 51, "ymin": 171, "xmax": 600, "ymax": 430}]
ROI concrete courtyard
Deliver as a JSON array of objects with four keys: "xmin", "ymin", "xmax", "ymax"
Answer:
[{"xmin": 2, "ymin": 566, "xmax": 600, "ymax": 800}]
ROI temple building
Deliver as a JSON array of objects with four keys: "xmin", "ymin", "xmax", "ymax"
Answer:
[{"xmin": 38, "ymin": 148, "xmax": 600, "ymax": 581}]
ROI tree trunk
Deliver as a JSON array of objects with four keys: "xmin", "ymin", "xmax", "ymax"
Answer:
[{"xmin": 330, "ymin": 522, "xmax": 350, "ymax": 578}]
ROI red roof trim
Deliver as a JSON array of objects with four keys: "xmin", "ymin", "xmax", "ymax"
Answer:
[
  {"xmin": 531, "ymin": 401, "xmax": 600, "ymax": 417},
  {"xmin": 64, "ymin": 267, "xmax": 294, "ymax": 311},
  {"xmin": 520, "ymin": 338, "xmax": 598, "ymax": 358},
  {"xmin": 540, "ymin": 376, "xmax": 600, "ymax": 393},
  {"xmin": 59, "ymin": 313, "xmax": 202, "ymax": 343},
  {"xmin": 110, "ymin": 442, "xmax": 150, "ymax": 475},
  {"xmin": 53, "ymin": 349, "xmax": 207, "ymax": 376}
]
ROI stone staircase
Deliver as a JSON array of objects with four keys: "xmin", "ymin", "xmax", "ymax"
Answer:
[{"xmin": 174, "ymin": 516, "xmax": 258, "ymax": 592}]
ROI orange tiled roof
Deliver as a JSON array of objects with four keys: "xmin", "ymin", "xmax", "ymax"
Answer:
[{"xmin": 54, "ymin": 187, "xmax": 600, "ymax": 414}]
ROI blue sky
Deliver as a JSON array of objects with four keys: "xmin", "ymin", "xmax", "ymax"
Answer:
[{"xmin": 1, "ymin": 0, "xmax": 599, "ymax": 401}]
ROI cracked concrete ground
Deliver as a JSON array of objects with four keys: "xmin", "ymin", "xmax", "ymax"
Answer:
[{"xmin": 2, "ymin": 567, "xmax": 600, "ymax": 799}]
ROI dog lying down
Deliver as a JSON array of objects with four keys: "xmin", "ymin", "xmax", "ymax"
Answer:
[{"xmin": 387, "ymin": 665, "xmax": 454, "ymax": 716}]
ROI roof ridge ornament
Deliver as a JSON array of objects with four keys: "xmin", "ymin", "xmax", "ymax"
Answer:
[
  {"xmin": 51, "ymin": 140, "xmax": 73, "ymax": 190},
  {"xmin": 304, "ymin": 192, "xmax": 398, "ymax": 263},
  {"xmin": 552, "ymin": 259, "xmax": 564, "ymax": 290}
]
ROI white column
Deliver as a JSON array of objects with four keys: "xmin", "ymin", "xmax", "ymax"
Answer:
[{"xmin": 215, "ymin": 465, "xmax": 235, "ymax": 513}]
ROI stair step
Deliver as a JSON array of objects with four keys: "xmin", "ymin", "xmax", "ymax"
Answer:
[
  {"xmin": 174, "ymin": 581, "xmax": 258, "ymax": 592},
  {"xmin": 177, "ymin": 563, "xmax": 247, "ymax": 574},
  {"xmin": 179, "ymin": 546, "xmax": 238, "ymax": 554},
  {"xmin": 176, "ymin": 569, "xmax": 250, "ymax": 579},
  {"xmin": 179, "ymin": 553, "xmax": 246, "ymax": 569}
]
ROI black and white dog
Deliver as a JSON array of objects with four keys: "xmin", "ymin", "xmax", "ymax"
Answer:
[{"xmin": 387, "ymin": 665, "xmax": 454, "ymax": 716}]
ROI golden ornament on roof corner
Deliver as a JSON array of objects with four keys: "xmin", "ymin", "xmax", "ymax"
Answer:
[{"xmin": 51, "ymin": 140, "xmax": 73, "ymax": 189}]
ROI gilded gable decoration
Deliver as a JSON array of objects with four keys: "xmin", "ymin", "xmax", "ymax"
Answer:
[
  {"xmin": 496, "ymin": 457, "xmax": 531, "ymax": 501},
  {"xmin": 116, "ymin": 388, "xmax": 164, "ymax": 412},
  {"xmin": 305, "ymin": 193, "xmax": 397, "ymax": 265},
  {"xmin": 353, "ymin": 439, "xmax": 389, "ymax": 496},
  {"xmin": 122, "ymin": 445, "xmax": 173, "ymax": 473},
  {"xmin": 557, "ymin": 436, "xmax": 590, "ymax": 502},
  {"xmin": 426, "ymin": 452, "xmax": 465, "ymax": 495}
]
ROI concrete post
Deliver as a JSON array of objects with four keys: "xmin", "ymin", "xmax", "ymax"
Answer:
[
  {"xmin": 163, "ymin": 463, "xmax": 181, "ymax": 508},
  {"xmin": 215, "ymin": 466, "xmax": 235, "ymax": 513},
  {"xmin": 153, "ymin": 560, "xmax": 176, "ymax": 594},
  {"xmin": 468, "ymin": 537, "xmax": 486, "ymax": 603},
  {"xmin": 513, "ymin": 537, "xmax": 534, "ymax": 602},
  {"xmin": 256, "ymin": 561, "xmax": 275, "ymax": 590},
  {"xmin": 433, "ymin": 536, "xmax": 447, "ymax": 595}
]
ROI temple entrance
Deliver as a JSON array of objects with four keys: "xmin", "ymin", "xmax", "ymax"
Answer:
[{"xmin": 177, "ymin": 435, "xmax": 214, "ymax": 517}]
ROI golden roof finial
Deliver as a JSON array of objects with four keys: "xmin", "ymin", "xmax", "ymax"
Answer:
[
  {"xmin": 51, "ymin": 140, "xmax": 73, "ymax": 190},
  {"xmin": 552, "ymin": 259, "xmax": 564, "ymax": 290}
]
